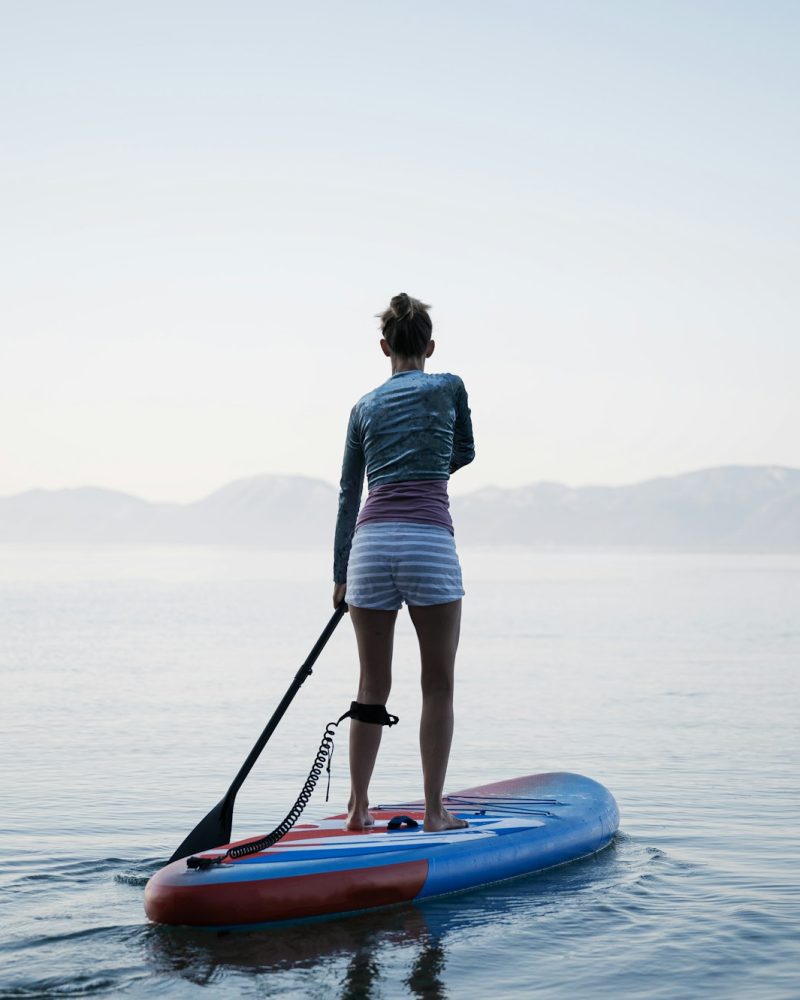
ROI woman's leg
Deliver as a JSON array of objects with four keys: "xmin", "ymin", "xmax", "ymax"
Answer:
[
  {"xmin": 408, "ymin": 599, "xmax": 468, "ymax": 832},
  {"xmin": 347, "ymin": 605, "xmax": 397, "ymax": 830}
]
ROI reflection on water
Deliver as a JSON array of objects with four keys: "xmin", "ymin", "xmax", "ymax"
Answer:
[{"xmin": 146, "ymin": 904, "xmax": 446, "ymax": 997}]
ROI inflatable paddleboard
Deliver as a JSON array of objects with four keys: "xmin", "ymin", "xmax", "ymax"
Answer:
[{"xmin": 145, "ymin": 772, "xmax": 619, "ymax": 929}]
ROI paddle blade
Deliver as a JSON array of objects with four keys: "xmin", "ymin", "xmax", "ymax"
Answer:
[{"xmin": 168, "ymin": 795, "xmax": 233, "ymax": 864}]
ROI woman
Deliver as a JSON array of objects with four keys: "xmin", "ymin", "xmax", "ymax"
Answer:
[{"xmin": 332, "ymin": 293, "xmax": 475, "ymax": 833}]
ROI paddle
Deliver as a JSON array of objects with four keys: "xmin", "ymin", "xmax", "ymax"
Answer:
[{"xmin": 168, "ymin": 602, "xmax": 348, "ymax": 863}]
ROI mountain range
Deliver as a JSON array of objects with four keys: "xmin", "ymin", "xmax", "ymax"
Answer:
[{"xmin": 1, "ymin": 466, "xmax": 798, "ymax": 551}]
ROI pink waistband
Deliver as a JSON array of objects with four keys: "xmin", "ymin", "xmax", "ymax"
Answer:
[{"xmin": 356, "ymin": 479, "xmax": 453, "ymax": 535}]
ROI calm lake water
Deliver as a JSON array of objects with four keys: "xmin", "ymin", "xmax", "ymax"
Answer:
[{"xmin": 1, "ymin": 545, "xmax": 798, "ymax": 999}]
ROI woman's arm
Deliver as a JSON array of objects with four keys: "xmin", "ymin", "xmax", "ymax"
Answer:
[
  {"xmin": 333, "ymin": 406, "xmax": 366, "ymax": 586},
  {"xmin": 449, "ymin": 377, "xmax": 475, "ymax": 474}
]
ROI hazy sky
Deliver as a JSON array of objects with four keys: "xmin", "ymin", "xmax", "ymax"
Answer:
[{"xmin": 2, "ymin": 1, "xmax": 797, "ymax": 502}]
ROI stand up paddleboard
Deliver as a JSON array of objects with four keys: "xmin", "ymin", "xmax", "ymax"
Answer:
[{"xmin": 145, "ymin": 772, "xmax": 619, "ymax": 929}]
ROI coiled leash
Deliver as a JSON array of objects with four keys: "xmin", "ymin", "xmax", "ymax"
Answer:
[{"xmin": 186, "ymin": 702, "xmax": 398, "ymax": 869}]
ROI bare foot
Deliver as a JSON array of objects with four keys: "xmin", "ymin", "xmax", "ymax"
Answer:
[
  {"xmin": 423, "ymin": 808, "xmax": 469, "ymax": 832},
  {"xmin": 346, "ymin": 806, "xmax": 375, "ymax": 831}
]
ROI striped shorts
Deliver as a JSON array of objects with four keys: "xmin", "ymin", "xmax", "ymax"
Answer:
[{"xmin": 345, "ymin": 522, "xmax": 465, "ymax": 611}]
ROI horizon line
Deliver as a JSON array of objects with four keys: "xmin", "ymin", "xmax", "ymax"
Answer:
[{"xmin": 2, "ymin": 463, "xmax": 798, "ymax": 507}]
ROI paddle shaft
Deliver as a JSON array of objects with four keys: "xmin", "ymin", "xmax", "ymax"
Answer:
[{"xmin": 226, "ymin": 602, "xmax": 347, "ymax": 800}]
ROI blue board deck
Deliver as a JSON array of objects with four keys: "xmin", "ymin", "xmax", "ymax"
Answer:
[{"xmin": 144, "ymin": 772, "xmax": 620, "ymax": 929}]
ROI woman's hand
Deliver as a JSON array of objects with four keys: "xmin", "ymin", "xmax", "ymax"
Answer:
[{"xmin": 333, "ymin": 582, "xmax": 347, "ymax": 608}]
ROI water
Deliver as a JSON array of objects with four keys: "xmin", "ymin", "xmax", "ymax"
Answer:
[{"xmin": 1, "ymin": 546, "xmax": 798, "ymax": 998}]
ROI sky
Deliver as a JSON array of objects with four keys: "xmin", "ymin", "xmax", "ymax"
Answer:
[{"xmin": 1, "ymin": 0, "xmax": 798, "ymax": 502}]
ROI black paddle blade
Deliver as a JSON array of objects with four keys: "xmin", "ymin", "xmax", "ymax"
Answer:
[{"xmin": 168, "ymin": 794, "xmax": 233, "ymax": 864}]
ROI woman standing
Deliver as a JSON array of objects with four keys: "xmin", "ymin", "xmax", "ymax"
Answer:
[{"xmin": 332, "ymin": 293, "xmax": 474, "ymax": 832}]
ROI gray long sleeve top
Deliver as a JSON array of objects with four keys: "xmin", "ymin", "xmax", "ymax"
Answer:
[{"xmin": 333, "ymin": 370, "xmax": 475, "ymax": 583}]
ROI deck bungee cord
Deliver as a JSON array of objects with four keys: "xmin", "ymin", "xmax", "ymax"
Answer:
[{"xmin": 376, "ymin": 795, "xmax": 566, "ymax": 819}]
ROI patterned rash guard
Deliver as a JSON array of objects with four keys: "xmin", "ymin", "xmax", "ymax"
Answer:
[{"xmin": 333, "ymin": 370, "xmax": 475, "ymax": 584}]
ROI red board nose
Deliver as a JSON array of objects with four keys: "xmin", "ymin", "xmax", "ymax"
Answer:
[{"xmin": 144, "ymin": 858, "xmax": 429, "ymax": 927}]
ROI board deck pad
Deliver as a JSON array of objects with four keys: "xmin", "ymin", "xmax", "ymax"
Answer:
[{"xmin": 145, "ymin": 772, "xmax": 619, "ymax": 928}]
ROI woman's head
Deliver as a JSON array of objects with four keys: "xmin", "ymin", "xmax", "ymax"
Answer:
[{"xmin": 378, "ymin": 293, "xmax": 433, "ymax": 358}]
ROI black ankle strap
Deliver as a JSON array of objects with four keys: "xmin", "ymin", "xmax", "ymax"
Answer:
[{"xmin": 337, "ymin": 701, "xmax": 399, "ymax": 726}]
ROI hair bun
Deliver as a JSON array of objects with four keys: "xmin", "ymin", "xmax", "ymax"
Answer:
[
  {"xmin": 390, "ymin": 293, "xmax": 414, "ymax": 320},
  {"xmin": 377, "ymin": 293, "xmax": 432, "ymax": 357}
]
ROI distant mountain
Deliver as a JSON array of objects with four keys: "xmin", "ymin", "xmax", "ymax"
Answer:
[
  {"xmin": 0, "ymin": 476, "xmax": 337, "ymax": 546},
  {"xmin": 1, "ymin": 467, "xmax": 799, "ymax": 551},
  {"xmin": 450, "ymin": 466, "xmax": 800, "ymax": 551}
]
